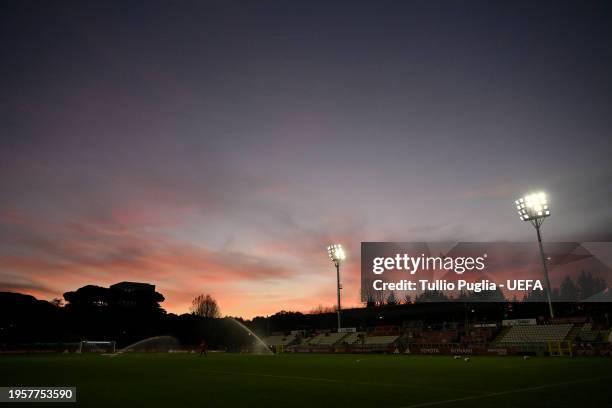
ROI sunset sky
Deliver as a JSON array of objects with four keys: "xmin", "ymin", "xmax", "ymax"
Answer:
[{"xmin": 1, "ymin": 1, "xmax": 611, "ymax": 318}]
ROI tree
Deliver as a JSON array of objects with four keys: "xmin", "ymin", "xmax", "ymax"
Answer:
[
  {"xmin": 559, "ymin": 276, "xmax": 579, "ymax": 301},
  {"xmin": 63, "ymin": 285, "xmax": 109, "ymax": 307},
  {"xmin": 50, "ymin": 298, "xmax": 64, "ymax": 307},
  {"xmin": 373, "ymin": 289, "xmax": 386, "ymax": 306},
  {"xmin": 362, "ymin": 288, "xmax": 376, "ymax": 308},
  {"xmin": 191, "ymin": 294, "xmax": 221, "ymax": 318},
  {"xmin": 415, "ymin": 290, "xmax": 449, "ymax": 302},
  {"xmin": 463, "ymin": 287, "xmax": 506, "ymax": 302},
  {"xmin": 309, "ymin": 304, "xmax": 335, "ymax": 314},
  {"xmin": 577, "ymin": 271, "xmax": 607, "ymax": 300}
]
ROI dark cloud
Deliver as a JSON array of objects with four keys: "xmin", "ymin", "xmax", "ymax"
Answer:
[{"xmin": 1, "ymin": 0, "xmax": 611, "ymax": 315}]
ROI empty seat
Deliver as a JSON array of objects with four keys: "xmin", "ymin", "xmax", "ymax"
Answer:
[
  {"xmin": 363, "ymin": 335, "xmax": 399, "ymax": 345},
  {"xmin": 305, "ymin": 332, "xmax": 347, "ymax": 346},
  {"xmin": 497, "ymin": 324, "xmax": 572, "ymax": 344},
  {"xmin": 263, "ymin": 334, "xmax": 296, "ymax": 346}
]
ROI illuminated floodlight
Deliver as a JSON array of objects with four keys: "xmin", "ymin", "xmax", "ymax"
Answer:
[
  {"xmin": 514, "ymin": 191, "xmax": 554, "ymax": 318},
  {"xmin": 516, "ymin": 192, "xmax": 550, "ymax": 222},
  {"xmin": 327, "ymin": 244, "xmax": 346, "ymax": 264},
  {"xmin": 327, "ymin": 243, "xmax": 346, "ymax": 331}
]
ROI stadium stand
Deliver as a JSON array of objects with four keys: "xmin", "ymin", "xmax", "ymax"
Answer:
[
  {"xmin": 341, "ymin": 332, "xmax": 365, "ymax": 345},
  {"xmin": 460, "ymin": 327, "xmax": 497, "ymax": 344},
  {"xmin": 371, "ymin": 325, "xmax": 400, "ymax": 336},
  {"xmin": 363, "ymin": 335, "xmax": 399, "ymax": 346},
  {"xmin": 350, "ymin": 335, "xmax": 400, "ymax": 352},
  {"xmin": 496, "ymin": 324, "xmax": 573, "ymax": 344},
  {"xmin": 304, "ymin": 332, "xmax": 347, "ymax": 346},
  {"xmin": 578, "ymin": 323, "xmax": 599, "ymax": 342},
  {"xmin": 407, "ymin": 330, "xmax": 458, "ymax": 344},
  {"xmin": 318, "ymin": 333, "xmax": 348, "ymax": 345},
  {"xmin": 575, "ymin": 323, "xmax": 612, "ymax": 343},
  {"xmin": 280, "ymin": 320, "xmax": 611, "ymax": 355},
  {"xmin": 263, "ymin": 334, "xmax": 297, "ymax": 347}
]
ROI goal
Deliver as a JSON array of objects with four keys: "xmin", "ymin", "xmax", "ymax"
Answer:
[{"xmin": 77, "ymin": 341, "xmax": 116, "ymax": 354}]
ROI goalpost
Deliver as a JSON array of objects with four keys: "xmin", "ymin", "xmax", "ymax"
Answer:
[{"xmin": 77, "ymin": 341, "xmax": 116, "ymax": 354}]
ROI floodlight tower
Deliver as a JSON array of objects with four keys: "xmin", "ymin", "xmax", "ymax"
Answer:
[
  {"xmin": 515, "ymin": 192, "xmax": 554, "ymax": 318},
  {"xmin": 327, "ymin": 244, "xmax": 346, "ymax": 331}
]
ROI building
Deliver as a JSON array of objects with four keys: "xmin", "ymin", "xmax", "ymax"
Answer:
[{"xmin": 110, "ymin": 282, "xmax": 155, "ymax": 293}]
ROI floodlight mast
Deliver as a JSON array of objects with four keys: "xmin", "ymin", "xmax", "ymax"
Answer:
[
  {"xmin": 515, "ymin": 192, "xmax": 554, "ymax": 319},
  {"xmin": 327, "ymin": 244, "xmax": 345, "ymax": 331}
]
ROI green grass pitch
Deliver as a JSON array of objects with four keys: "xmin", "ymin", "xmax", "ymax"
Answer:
[{"xmin": 1, "ymin": 353, "xmax": 611, "ymax": 407}]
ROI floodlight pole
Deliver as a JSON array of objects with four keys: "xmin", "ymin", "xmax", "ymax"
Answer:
[
  {"xmin": 328, "ymin": 244, "xmax": 345, "ymax": 332},
  {"xmin": 533, "ymin": 218, "xmax": 554, "ymax": 319},
  {"xmin": 335, "ymin": 260, "xmax": 342, "ymax": 331}
]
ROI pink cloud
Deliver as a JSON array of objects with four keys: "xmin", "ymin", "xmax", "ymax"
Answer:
[{"xmin": 0, "ymin": 210, "xmax": 301, "ymax": 317}]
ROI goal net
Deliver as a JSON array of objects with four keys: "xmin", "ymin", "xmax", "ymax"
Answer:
[{"xmin": 77, "ymin": 341, "xmax": 116, "ymax": 354}]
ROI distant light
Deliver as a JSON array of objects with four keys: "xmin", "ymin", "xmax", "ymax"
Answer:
[
  {"xmin": 327, "ymin": 244, "xmax": 346, "ymax": 263},
  {"xmin": 516, "ymin": 192, "xmax": 550, "ymax": 221}
]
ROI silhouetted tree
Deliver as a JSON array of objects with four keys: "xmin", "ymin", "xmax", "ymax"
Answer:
[
  {"xmin": 63, "ymin": 285, "xmax": 109, "ymax": 307},
  {"xmin": 559, "ymin": 276, "xmax": 580, "ymax": 301},
  {"xmin": 191, "ymin": 294, "xmax": 221, "ymax": 318},
  {"xmin": 577, "ymin": 271, "xmax": 607, "ymax": 300},
  {"xmin": 463, "ymin": 287, "xmax": 506, "ymax": 302},
  {"xmin": 51, "ymin": 298, "xmax": 64, "ymax": 307},
  {"xmin": 363, "ymin": 288, "xmax": 376, "ymax": 308},
  {"xmin": 374, "ymin": 289, "xmax": 386, "ymax": 306},
  {"xmin": 416, "ymin": 290, "xmax": 449, "ymax": 302},
  {"xmin": 522, "ymin": 289, "xmax": 546, "ymax": 302},
  {"xmin": 309, "ymin": 304, "xmax": 335, "ymax": 314}
]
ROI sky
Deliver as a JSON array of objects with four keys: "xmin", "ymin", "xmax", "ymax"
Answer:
[{"xmin": 1, "ymin": 0, "xmax": 611, "ymax": 318}]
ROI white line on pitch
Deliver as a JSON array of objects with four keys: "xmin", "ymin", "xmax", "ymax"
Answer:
[
  {"xmin": 399, "ymin": 376, "xmax": 610, "ymax": 408},
  {"xmin": 189, "ymin": 368, "xmax": 482, "ymax": 394}
]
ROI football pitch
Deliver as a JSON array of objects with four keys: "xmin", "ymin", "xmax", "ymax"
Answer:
[{"xmin": 1, "ymin": 353, "xmax": 611, "ymax": 407}]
